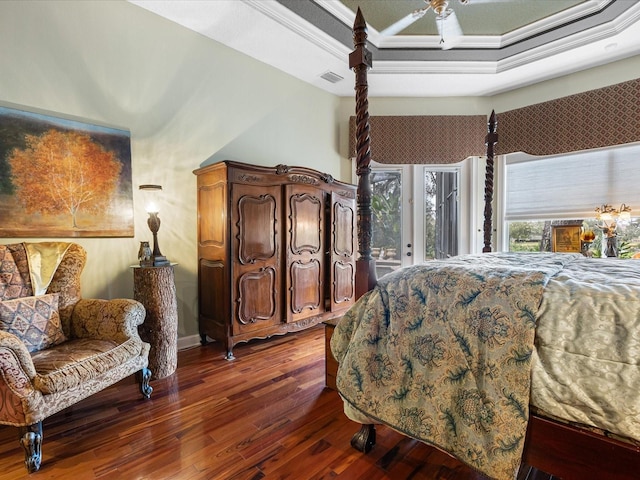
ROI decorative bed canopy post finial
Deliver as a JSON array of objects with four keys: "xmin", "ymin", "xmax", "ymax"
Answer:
[
  {"xmin": 350, "ymin": 7, "xmax": 376, "ymax": 299},
  {"xmin": 483, "ymin": 110, "xmax": 498, "ymax": 253}
]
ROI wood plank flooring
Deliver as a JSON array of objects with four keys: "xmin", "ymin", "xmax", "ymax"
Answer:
[{"xmin": 0, "ymin": 325, "xmax": 554, "ymax": 479}]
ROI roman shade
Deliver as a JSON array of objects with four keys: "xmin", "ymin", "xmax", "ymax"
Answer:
[{"xmin": 505, "ymin": 143, "xmax": 640, "ymax": 221}]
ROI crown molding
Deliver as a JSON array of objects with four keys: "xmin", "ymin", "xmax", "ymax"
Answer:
[{"xmin": 247, "ymin": 0, "xmax": 349, "ymax": 60}]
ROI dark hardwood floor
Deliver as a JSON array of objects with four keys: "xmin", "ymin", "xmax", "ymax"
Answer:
[{"xmin": 0, "ymin": 325, "xmax": 555, "ymax": 479}]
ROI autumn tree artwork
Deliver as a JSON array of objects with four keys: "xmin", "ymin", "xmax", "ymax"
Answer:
[
  {"xmin": 9, "ymin": 130, "xmax": 121, "ymax": 228},
  {"xmin": 0, "ymin": 106, "xmax": 134, "ymax": 237}
]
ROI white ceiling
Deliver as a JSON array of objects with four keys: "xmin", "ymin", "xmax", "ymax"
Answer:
[{"xmin": 129, "ymin": 0, "xmax": 640, "ymax": 97}]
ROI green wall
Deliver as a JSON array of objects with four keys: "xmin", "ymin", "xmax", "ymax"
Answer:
[
  {"xmin": 2, "ymin": 0, "xmax": 639, "ymax": 343},
  {"xmin": 0, "ymin": 0, "xmax": 343, "ymax": 342}
]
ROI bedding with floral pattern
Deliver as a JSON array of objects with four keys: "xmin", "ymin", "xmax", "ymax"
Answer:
[{"xmin": 331, "ymin": 252, "xmax": 578, "ymax": 480}]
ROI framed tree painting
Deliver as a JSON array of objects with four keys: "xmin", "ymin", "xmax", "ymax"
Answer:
[{"xmin": 0, "ymin": 105, "xmax": 133, "ymax": 237}]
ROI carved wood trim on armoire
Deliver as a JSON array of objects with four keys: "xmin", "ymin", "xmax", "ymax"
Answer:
[{"xmin": 194, "ymin": 161, "xmax": 357, "ymax": 359}]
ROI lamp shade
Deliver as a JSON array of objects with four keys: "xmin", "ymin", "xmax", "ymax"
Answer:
[{"xmin": 139, "ymin": 184, "xmax": 162, "ymax": 213}]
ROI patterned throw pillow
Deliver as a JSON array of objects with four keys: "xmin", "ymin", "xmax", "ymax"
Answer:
[
  {"xmin": 0, "ymin": 293, "xmax": 67, "ymax": 352},
  {"xmin": 0, "ymin": 244, "xmax": 32, "ymax": 300}
]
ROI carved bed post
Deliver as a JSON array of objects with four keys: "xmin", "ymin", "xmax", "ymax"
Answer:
[
  {"xmin": 349, "ymin": 7, "xmax": 378, "ymax": 453},
  {"xmin": 350, "ymin": 7, "xmax": 377, "ymax": 300},
  {"xmin": 482, "ymin": 110, "xmax": 498, "ymax": 253}
]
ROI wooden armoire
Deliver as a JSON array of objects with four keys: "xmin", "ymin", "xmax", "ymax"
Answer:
[{"xmin": 194, "ymin": 161, "xmax": 357, "ymax": 359}]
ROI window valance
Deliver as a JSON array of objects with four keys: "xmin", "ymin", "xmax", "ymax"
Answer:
[
  {"xmin": 348, "ymin": 115, "xmax": 487, "ymax": 164},
  {"xmin": 349, "ymin": 78, "xmax": 640, "ymax": 164},
  {"xmin": 497, "ymin": 78, "xmax": 640, "ymax": 156}
]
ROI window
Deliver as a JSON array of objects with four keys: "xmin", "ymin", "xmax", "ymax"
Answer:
[{"xmin": 503, "ymin": 143, "xmax": 640, "ymax": 257}]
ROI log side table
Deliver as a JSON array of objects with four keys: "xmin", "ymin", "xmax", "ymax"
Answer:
[{"xmin": 132, "ymin": 264, "xmax": 178, "ymax": 380}]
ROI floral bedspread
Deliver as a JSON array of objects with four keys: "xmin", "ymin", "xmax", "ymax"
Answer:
[{"xmin": 331, "ymin": 253, "xmax": 577, "ymax": 480}]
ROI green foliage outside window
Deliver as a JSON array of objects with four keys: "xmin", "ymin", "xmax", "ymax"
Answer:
[
  {"xmin": 371, "ymin": 172, "xmax": 401, "ymax": 252},
  {"xmin": 508, "ymin": 219, "xmax": 640, "ymax": 257}
]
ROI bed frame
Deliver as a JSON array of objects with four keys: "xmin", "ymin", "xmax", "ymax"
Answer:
[{"xmin": 347, "ymin": 7, "xmax": 640, "ymax": 479}]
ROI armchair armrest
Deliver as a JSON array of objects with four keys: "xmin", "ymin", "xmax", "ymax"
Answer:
[
  {"xmin": 0, "ymin": 330, "xmax": 37, "ymax": 398},
  {"xmin": 70, "ymin": 298, "xmax": 146, "ymax": 343}
]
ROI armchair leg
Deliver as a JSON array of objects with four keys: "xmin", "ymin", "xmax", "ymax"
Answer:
[
  {"xmin": 19, "ymin": 422, "xmax": 42, "ymax": 473},
  {"xmin": 137, "ymin": 367, "xmax": 153, "ymax": 399}
]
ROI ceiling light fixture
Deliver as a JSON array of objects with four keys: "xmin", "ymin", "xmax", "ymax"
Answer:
[{"xmin": 380, "ymin": 0, "xmax": 463, "ymax": 50}]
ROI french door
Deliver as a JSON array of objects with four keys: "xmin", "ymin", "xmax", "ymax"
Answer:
[
  {"xmin": 369, "ymin": 166, "xmax": 411, "ymax": 278},
  {"xmin": 367, "ymin": 164, "xmax": 460, "ymax": 278}
]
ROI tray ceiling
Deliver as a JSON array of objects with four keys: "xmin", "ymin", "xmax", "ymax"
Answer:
[{"xmin": 130, "ymin": 0, "xmax": 640, "ymax": 97}]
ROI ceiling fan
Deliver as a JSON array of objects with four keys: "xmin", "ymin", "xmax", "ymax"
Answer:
[{"xmin": 379, "ymin": 0, "xmax": 509, "ymax": 49}]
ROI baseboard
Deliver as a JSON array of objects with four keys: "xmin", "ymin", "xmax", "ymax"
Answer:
[{"xmin": 177, "ymin": 334, "xmax": 202, "ymax": 351}]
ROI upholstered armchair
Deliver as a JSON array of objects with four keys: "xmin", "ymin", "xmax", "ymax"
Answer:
[{"xmin": 0, "ymin": 242, "xmax": 152, "ymax": 472}]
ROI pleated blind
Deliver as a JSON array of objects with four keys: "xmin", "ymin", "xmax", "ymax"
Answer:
[{"xmin": 505, "ymin": 143, "xmax": 640, "ymax": 221}]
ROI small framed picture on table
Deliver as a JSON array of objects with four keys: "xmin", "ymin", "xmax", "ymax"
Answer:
[{"xmin": 552, "ymin": 225, "xmax": 582, "ymax": 253}]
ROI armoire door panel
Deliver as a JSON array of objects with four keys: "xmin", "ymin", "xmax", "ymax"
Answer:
[
  {"xmin": 236, "ymin": 187, "xmax": 278, "ymax": 265},
  {"xmin": 290, "ymin": 259, "xmax": 322, "ymax": 314},
  {"xmin": 333, "ymin": 200, "xmax": 355, "ymax": 257},
  {"xmin": 199, "ymin": 259, "xmax": 226, "ymax": 322},
  {"xmin": 232, "ymin": 183, "xmax": 282, "ymax": 334},
  {"xmin": 198, "ymin": 183, "xmax": 226, "ymax": 247},
  {"xmin": 333, "ymin": 261, "xmax": 355, "ymax": 304},
  {"xmin": 330, "ymin": 192, "xmax": 357, "ymax": 311},
  {"xmin": 237, "ymin": 267, "xmax": 278, "ymax": 332},
  {"xmin": 290, "ymin": 192, "xmax": 322, "ymax": 254},
  {"xmin": 285, "ymin": 184, "xmax": 325, "ymax": 323}
]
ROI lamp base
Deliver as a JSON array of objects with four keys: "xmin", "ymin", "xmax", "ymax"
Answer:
[{"xmin": 153, "ymin": 255, "xmax": 171, "ymax": 267}]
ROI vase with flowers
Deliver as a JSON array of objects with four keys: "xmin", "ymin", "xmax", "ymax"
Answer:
[{"xmin": 580, "ymin": 227, "xmax": 596, "ymax": 257}]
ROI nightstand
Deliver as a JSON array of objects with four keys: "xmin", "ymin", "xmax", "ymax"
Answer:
[{"xmin": 132, "ymin": 264, "xmax": 178, "ymax": 379}]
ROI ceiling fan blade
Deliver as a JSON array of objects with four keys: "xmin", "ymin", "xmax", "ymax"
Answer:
[
  {"xmin": 380, "ymin": 7, "xmax": 430, "ymax": 36},
  {"xmin": 436, "ymin": 10, "xmax": 463, "ymax": 50}
]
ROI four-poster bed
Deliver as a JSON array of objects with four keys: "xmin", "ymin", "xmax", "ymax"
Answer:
[{"xmin": 332, "ymin": 7, "xmax": 640, "ymax": 480}]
